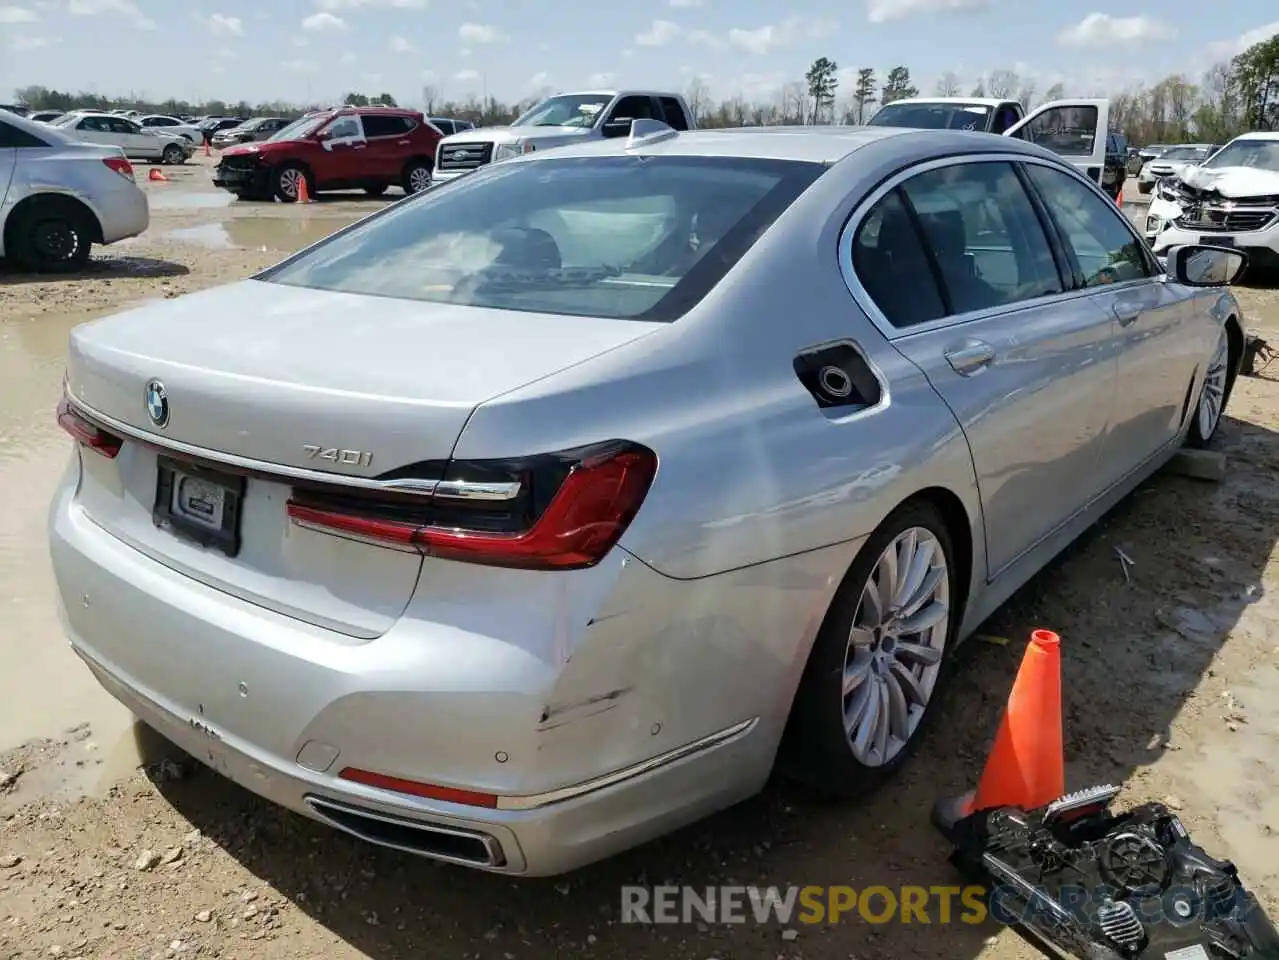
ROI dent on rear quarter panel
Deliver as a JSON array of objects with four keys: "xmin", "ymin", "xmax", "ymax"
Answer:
[{"xmin": 450, "ymin": 133, "xmax": 984, "ymax": 582}]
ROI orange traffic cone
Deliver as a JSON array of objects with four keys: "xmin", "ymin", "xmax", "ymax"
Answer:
[
  {"xmin": 932, "ymin": 629, "xmax": 1065, "ymax": 837},
  {"xmin": 296, "ymin": 174, "xmax": 313, "ymax": 204},
  {"xmin": 148, "ymin": 167, "xmax": 168, "ymax": 182}
]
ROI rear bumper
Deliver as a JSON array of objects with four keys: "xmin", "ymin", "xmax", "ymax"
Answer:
[
  {"xmin": 47, "ymin": 460, "xmax": 791, "ymax": 875},
  {"xmin": 91, "ymin": 182, "xmax": 150, "ymax": 244}
]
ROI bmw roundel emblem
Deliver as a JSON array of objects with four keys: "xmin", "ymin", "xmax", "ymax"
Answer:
[{"xmin": 144, "ymin": 379, "xmax": 169, "ymax": 428}]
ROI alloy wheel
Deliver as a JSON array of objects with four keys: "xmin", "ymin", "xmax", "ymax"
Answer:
[
  {"xmin": 408, "ymin": 166, "xmax": 432, "ymax": 193},
  {"xmin": 842, "ymin": 526, "xmax": 950, "ymax": 767},
  {"xmin": 1198, "ymin": 326, "xmax": 1229, "ymax": 441},
  {"xmin": 279, "ymin": 168, "xmax": 302, "ymax": 199}
]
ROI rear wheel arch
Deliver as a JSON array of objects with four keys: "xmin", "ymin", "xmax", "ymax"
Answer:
[
  {"xmin": 773, "ymin": 485, "xmax": 975, "ymax": 793},
  {"xmin": 5, "ymin": 193, "xmax": 104, "ymax": 246}
]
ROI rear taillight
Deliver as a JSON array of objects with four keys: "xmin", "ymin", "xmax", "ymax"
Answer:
[
  {"xmin": 56, "ymin": 398, "xmax": 123, "ymax": 458},
  {"xmin": 286, "ymin": 441, "xmax": 657, "ymax": 570},
  {"xmin": 102, "ymin": 156, "xmax": 134, "ymax": 181}
]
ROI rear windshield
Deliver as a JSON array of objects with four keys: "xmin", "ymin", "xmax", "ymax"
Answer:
[
  {"xmin": 260, "ymin": 155, "xmax": 825, "ymax": 322},
  {"xmin": 869, "ymin": 102, "xmax": 992, "ymax": 131}
]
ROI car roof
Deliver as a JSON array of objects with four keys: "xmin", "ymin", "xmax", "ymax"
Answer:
[
  {"xmin": 1232, "ymin": 131, "xmax": 1279, "ymax": 142},
  {"xmin": 506, "ymin": 124, "xmax": 1059, "ymax": 166},
  {"xmin": 879, "ymin": 97, "xmax": 1009, "ymax": 108}
]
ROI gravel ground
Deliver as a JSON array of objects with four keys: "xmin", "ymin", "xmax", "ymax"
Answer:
[{"xmin": 1, "ymin": 158, "xmax": 1278, "ymax": 959}]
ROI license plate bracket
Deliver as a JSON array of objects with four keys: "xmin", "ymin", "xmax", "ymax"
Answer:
[
  {"xmin": 153, "ymin": 456, "xmax": 245, "ymax": 557},
  {"xmin": 1200, "ymin": 235, "xmax": 1235, "ymax": 247}
]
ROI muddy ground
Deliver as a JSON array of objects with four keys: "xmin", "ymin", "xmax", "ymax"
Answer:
[{"xmin": 0, "ymin": 159, "xmax": 1278, "ymax": 959}]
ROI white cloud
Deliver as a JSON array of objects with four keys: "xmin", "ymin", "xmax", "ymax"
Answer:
[
  {"xmin": 688, "ymin": 28, "xmax": 725, "ymax": 49},
  {"xmin": 1057, "ymin": 13, "xmax": 1174, "ymax": 47},
  {"xmin": 301, "ymin": 11, "xmax": 345, "ymax": 30},
  {"xmin": 206, "ymin": 12, "xmax": 242, "ymax": 36},
  {"xmin": 1207, "ymin": 20, "xmax": 1279, "ymax": 58},
  {"xmin": 866, "ymin": 0, "xmax": 990, "ymax": 23},
  {"xmin": 727, "ymin": 16, "xmax": 837, "ymax": 54},
  {"xmin": 67, "ymin": 0, "xmax": 154, "ymax": 30},
  {"xmin": 587, "ymin": 72, "xmax": 614, "ymax": 87},
  {"xmin": 388, "ymin": 34, "xmax": 414, "ymax": 52},
  {"xmin": 282, "ymin": 59, "xmax": 317, "ymax": 72},
  {"xmin": 454, "ymin": 68, "xmax": 480, "ymax": 81},
  {"xmin": 0, "ymin": 5, "xmax": 37, "ymax": 23},
  {"xmin": 314, "ymin": 0, "xmax": 428, "ymax": 8},
  {"xmin": 458, "ymin": 21, "xmax": 501, "ymax": 43},
  {"xmin": 7, "ymin": 32, "xmax": 51, "ymax": 50},
  {"xmin": 669, "ymin": 0, "xmax": 702, "ymax": 5},
  {"xmin": 530, "ymin": 71, "xmax": 550, "ymax": 86},
  {"xmin": 636, "ymin": 19, "xmax": 679, "ymax": 45},
  {"xmin": 340, "ymin": 51, "xmax": 357, "ymax": 63}
]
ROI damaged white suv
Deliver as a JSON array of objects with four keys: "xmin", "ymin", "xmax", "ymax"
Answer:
[{"xmin": 1146, "ymin": 132, "xmax": 1279, "ymax": 274}]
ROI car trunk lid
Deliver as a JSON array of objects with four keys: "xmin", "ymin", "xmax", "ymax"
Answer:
[{"xmin": 64, "ymin": 279, "xmax": 659, "ymax": 638}]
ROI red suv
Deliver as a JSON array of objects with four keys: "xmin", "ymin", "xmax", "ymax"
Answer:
[{"xmin": 212, "ymin": 106, "xmax": 441, "ymax": 202}]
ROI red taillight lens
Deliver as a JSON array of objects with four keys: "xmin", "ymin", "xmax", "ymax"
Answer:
[
  {"xmin": 56, "ymin": 398, "xmax": 123, "ymax": 458},
  {"xmin": 103, "ymin": 156, "xmax": 134, "ymax": 180},
  {"xmin": 286, "ymin": 442, "xmax": 657, "ymax": 570}
]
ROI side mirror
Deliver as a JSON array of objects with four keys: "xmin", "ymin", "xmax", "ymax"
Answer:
[
  {"xmin": 1165, "ymin": 244, "xmax": 1248, "ymax": 287},
  {"xmin": 601, "ymin": 117, "xmax": 633, "ymax": 138}
]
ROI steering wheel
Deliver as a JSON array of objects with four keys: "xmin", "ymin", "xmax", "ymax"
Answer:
[{"xmin": 1094, "ymin": 265, "xmax": 1122, "ymax": 286}]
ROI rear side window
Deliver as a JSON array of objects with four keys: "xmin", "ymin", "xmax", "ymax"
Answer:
[
  {"xmin": 362, "ymin": 115, "xmax": 413, "ymax": 137},
  {"xmin": 0, "ymin": 119, "xmax": 49, "ymax": 148},
  {"xmin": 658, "ymin": 98, "xmax": 689, "ymax": 130},
  {"xmin": 260, "ymin": 155, "xmax": 826, "ymax": 322},
  {"xmin": 899, "ymin": 162, "xmax": 1063, "ymax": 315},
  {"xmin": 852, "ymin": 191, "xmax": 947, "ymax": 328},
  {"xmin": 852, "ymin": 161, "xmax": 1063, "ymax": 326}
]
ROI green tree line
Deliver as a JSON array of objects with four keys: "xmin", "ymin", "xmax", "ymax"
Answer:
[{"xmin": 12, "ymin": 31, "xmax": 1277, "ymax": 145}]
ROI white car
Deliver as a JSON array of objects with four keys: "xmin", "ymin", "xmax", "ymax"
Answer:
[
  {"xmin": 49, "ymin": 112, "xmax": 196, "ymax": 164},
  {"xmin": 1135, "ymin": 143, "xmax": 1219, "ymax": 195},
  {"xmin": 0, "ymin": 110, "xmax": 149, "ymax": 272},
  {"xmin": 1146, "ymin": 132, "xmax": 1279, "ymax": 274},
  {"xmin": 138, "ymin": 114, "xmax": 202, "ymax": 143}
]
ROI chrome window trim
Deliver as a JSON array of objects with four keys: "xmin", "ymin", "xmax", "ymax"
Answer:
[{"xmin": 837, "ymin": 152, "xmax": 1164, "ymax": 342}]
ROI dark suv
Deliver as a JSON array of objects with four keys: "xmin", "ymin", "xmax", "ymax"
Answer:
[{"xmin": 212, "ymin": 106, "xmax": 442, "ymax": 202}]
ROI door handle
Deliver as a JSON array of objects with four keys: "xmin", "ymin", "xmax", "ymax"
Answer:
[
  {"xmin": 944, "ymin": 339, "xmax": 995, "ymax": 376},
  {"xmin": 1113, "ymin": 302, "xmax": 1141, "ymax": 327}
]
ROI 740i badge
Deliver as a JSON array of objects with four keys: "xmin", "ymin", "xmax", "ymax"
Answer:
[{"xmin": 303, "ymin": 445, "xmax": 373, "ymax": 468}]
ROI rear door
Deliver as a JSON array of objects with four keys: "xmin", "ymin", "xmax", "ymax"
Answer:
[
  {"xmin": 1005, "ymin": 99, "xmax": 1109, "ymax": 186},
  {"xmin": 112, "ymin": 117, "xmax": 157, "ymax": 158},
  {"xmin": 849, "ymin": 156, "xmax": 1118, "ymax": 578},
  {"xmin": 1021, "ymin": 160, "xmax": 1195, "ymax": 476},
  {"xmin": 358, "ymin": 113, "xmax": 413, "ymax": 180}
]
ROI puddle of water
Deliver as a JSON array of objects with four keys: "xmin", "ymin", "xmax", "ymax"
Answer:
[
  {"xmin": 0, "ymin": 305, "xmax": 132, "ymax": 754},
  {"xmin": 165, "ymin": 216, "xmax": 357, "ymax": 253},
  {"xmin": 147, "ymin": 190, "xmax": 235, "ymax": 212}
]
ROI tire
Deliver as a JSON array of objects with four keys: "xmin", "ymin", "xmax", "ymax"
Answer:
[
  {"xmin": 779, "ymin": 500, "xmax": 961, "ymax": 798},
  {"xmin": 364, "ymin": 184, "xmax": 388, "ymax": 198},
  {"xmin": 402, "ymin": 160, "xmax": 432, "ymax": 195},
  {"xmin": 272, "ymin": 164, "xmax": 311, "ymax": 203},
  {"xmin": 1137, "ymin": 182, "xmax": 1152, "ymax": 195},
  {"xmin": 5, "ymin": 199, "xmax": 95, "ymax": 274},
  {"xmin": 162, "ymin": 144, "xmax": 185, "ymax": 165},
  {"xmin": 1186, "ymin": 323, "xmax": 1233, "ymax": 448}
]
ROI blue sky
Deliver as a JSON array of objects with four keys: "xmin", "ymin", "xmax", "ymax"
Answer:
[{"xmin": 2, "ymin": 0, "xmax": 1277, "ymax": 108}]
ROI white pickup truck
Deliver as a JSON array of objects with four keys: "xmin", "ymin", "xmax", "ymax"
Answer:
[
  {"xmin": 432, "ymin": 90, "xmax": 697, "ymax": 184},
  {"xmin": 868, "ymin": 96, "xmax": 1121, "ymax": 198}
]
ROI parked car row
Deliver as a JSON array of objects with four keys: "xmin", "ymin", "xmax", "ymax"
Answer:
[
  {"xmin": 0, "ymin": 110, "xmax": 149, "ymax": 272},
  {"xmin": 46, "ymin": 111, "xmax": 197, "ymax": 164}
]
